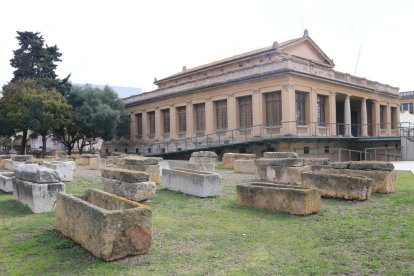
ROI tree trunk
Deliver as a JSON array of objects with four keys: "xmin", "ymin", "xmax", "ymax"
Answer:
[
  {"xmin": 67, "ymin": 146, "xmax": 72, "ymax": 155},
  {"xmin": 42, "ymin": 135, "xmax": 47, "ymax": 158},
  {"xmin": 20, "ymin": 129, "xmax": 28, "ymax": 155}
]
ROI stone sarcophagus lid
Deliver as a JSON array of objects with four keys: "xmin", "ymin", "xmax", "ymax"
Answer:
[
  {"xmin": 330, "ymin": 161, "xmax": 396, "ymax": 194},
  {"xmin": 13, "ymin": 164, "xmax": 64, "ymax": 213},
  {"xmin": 301, "ymin": 171, "xmax": 373, "ymax": 201},
  {"xmin": 56, "ymin": 189, "xmax": 152, "ymax": 261},
  {"xmin": 0, "ymin": 172, "xmax": 14, "ymax": 193},
  {"xmin": 41, "ymin": 161, "xmax": 75, "ymax": 182},
  {"xmin": 236, "ymin": 182, "xmax": 321, "ymax": 215},
  {"xmin": 161, "ymin": 168, "xmax": 222, "ymax": 197},
  {"xmin": 222, "ymin": 153, "xmax": 256, "ymax": 169}
]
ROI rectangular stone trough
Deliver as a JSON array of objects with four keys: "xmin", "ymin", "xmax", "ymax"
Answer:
[
  {"xmin": 301, "ymin": 172, "xmax": 373, "ymax": 201},
  {"xmin": 161, "ymin": 168, "xmax": 222, "ymax": 197},
  {"xmin": 0, "ymin": 172, "xmax": 14, "ymax": 193},
  {"xmin": 56, "ymin": 189, "xmax": 152, "ymax": 261},
  {"xmin": 236, "ymin": 182, "xmax": 321, "ymax": 215}
]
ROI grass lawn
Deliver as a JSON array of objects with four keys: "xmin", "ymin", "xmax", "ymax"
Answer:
[{"xmin": 0, "ymin": 170, "xmax": 413, "ymax": 275}]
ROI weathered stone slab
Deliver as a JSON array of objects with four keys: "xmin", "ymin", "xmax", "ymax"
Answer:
[
  {"xmin": 102, "ymin": 178, "xmax": 156, "ymax": 202},
  {"xmin": 0, "ymin": 155, "xmax": 12, "ymax": 169},
  {"xmin": 189, "ymin": 151, "xmax": 218, "ymax": 164},
  {"xmin": 13, "ymin": 179, "xmax": 64, "ymax": 213},
  {"xmin": 56, "ymin": 189, "xmax": 152, "ymax": 261},
  {"xmin": 41, "ymin": 161, "xmax": 74, "ymax": 182},
  {"xmin": 0, "ymin": 172, "xmax": 14, "ymax": 193},
  {"xmin": 330, "ymin": 162, "xmax": 351, "ymax": 169},
  {"xmin": 124, "ymin": 157, "xmax": 161, "ymax": 166},
  {"xmin": 144, "ymin": 165, "xmax": 161, "ymax": 185},
  {"xmin": 234, "ymin": 160, "xmax": 256, "ymax": 174},
  {"xmin": 11, "ymin": 155, "xmax": 33, "ymax": 162},
  {"xmin": 332, "ymin": 168, "xmax": 396, "ymax": 193},
  {"xmin": 309, "ymin": 165, "xmax": 332, "ymax": 172},
  {"xmin": 303, "ymin": 158, "xmax": 330, "ymax": 166},
  {"xmin": 263, "ymin": 152, "xmax": 298, "ymax": 159},
  {"xmin": 101, "ymin": 168, "xmax": 149, "ymax": 183},
  {"xmin": 3, "ymin": 159, "xmax": 24, "ymax": 171},
  {"xmin": 222, "ymin": 153, "xmax": 256, "ymax": 169},
  {"xmin": 255, "ymin": 158, "xmax": 304, "ymax": 167},
  {"xmin": 14, "ymin": 164, "xmax": 62, "ymax": 183},
  {"xmin": 162, "ymin": 168, "xmax": 222, "ymax": 197},
  {"xmin": 348, "ymin": 161, "xmax": 394, "ymax": 171},
  {"xmin": 301, "ymin": 172, "xmax": 372, "ymax": 201},
  {"xmin": 167, "ymin": 160, "xmax": 216, "ymax": 172},
  {"xmin": 236, "ymin": 182, "xmax": 321, "ymax": 215},
  {"xmin": 256, "ymin": 164, "xmax": 310, "ymax": 185}
]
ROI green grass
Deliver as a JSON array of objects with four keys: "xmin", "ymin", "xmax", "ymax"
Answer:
[{"xmin": 0, "ymin": 171, "xmax": 413, "ymax": 275}]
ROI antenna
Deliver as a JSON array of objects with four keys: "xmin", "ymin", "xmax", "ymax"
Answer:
[{"xmin": 354, "ymin": 43, "xmax": 363, "ymax": 75}]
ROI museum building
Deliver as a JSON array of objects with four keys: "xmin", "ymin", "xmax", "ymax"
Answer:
[{"xmin": 105, "ymin": 30, "xmax": 400, "ymax": 158}]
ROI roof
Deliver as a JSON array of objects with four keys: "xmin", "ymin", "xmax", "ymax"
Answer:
[{"xmin": 155, "ymin": 30, "xmax": 334, "ymax": 84}]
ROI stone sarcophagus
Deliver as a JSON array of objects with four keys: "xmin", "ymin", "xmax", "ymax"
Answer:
[
  {"xmin": 117, "ymin": 157, "xmax": 162, "ymax": 185},
  {"xmin": 13, "ymin": 164, "xmax": 64, "ymax": 213},
  {"xmin": 41, "ymin": 161, "xmax": 75, "ymax": 182},
  {"xmin": 330, "ymin": 161, "xmax": 396, "ymax": 194},
  {"xmin": 222, "ymin": 153, "xmax": 256, "ymax": 169},
  {"xmin": 166, "ymin": 160, "xmax": 216, "ymax": 172},
  {"xmin": 189, "ymin": 151, "xmax": 218, "ymax": 164},
  {"xmin": 234, "ymin": 159, "xmax": 257, "ymax": 174},
  {"xmin": 55, "ymin": 189, "xmax": 152, "ymax": 261},
  {"xmin": 0, "ymin": 172, "xmax": 14, "ymax": 193},
  {"xmin": 301, "ymin": 171, "xmax": 372, "ymax": 201},
  {"xmin": 255, "ymin": 158, "xmax": 311, "ymax": 185},
  {"xmin": 101, "ymin": 168, "xmax": 156, "ymax": 202},
  {"xmin": 161, "ymin": 168, "xmax": 222, "ymax": 197},
  {"xmin": 236, "ymin": 182, "xmax": 321, "ymax": 215}
]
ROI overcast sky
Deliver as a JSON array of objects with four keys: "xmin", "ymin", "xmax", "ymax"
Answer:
[{"xmin": 0, "ymin": 0, "xmax": 413, "ymax": 93}]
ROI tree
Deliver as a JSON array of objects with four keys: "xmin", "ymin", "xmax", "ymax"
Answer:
[
  {"xmin": 9, "ymin": 31, "xmax": 71, "ymax": 95},
  {"xmin": 54, "ymin": 85, "xmax": 129, "ymax": 155}
]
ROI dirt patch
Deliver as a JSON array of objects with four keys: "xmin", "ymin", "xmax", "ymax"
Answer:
[{"xmin": 14, "ymin": 232, "xmax": 33, "ymax": 241}]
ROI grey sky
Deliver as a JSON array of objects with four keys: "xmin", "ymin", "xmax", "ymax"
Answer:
[{"xmin": 0, "ymin": 0, "xmax": 413, "ymax": 93}]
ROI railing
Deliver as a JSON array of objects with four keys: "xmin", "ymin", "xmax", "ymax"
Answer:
[
  {"xmin": 364, "ymin": 147, "xmax": 402, "ymax": 161},
  {"xmin": 293, "ymin": 147, "xmax": 364, "ymax": 162},
  {"xmin": 128, "ymin": 121, "xmax": 410, "ymax": 156}
]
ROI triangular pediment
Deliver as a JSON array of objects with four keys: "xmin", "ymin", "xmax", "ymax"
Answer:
[{"xmin": 279, "ymin": 36, "xmax": 335, "ymax": 68}]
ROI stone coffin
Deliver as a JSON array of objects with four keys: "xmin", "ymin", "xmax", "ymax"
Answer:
[
  {"xmin": 263, "ymin": 152, "xmax": 298, "ymax": 159},
  {"xmin": 102, "ymin": 168, "xmax": 149, "ymax": 183},
  {"xmin": 301, "ymin": 172, "xmax": 372, "ymax": 201},
  {"xmin": 222, "ymin": 153, "xmax": 256, "ymax": 169},
  {"xmin": 162, "ymin": 168, "xmax": 222, "ymax": 197},
  {"xmin": 236, "ymin": 182, "xmax": 321, "ymax": 215},
  {"xmin": 13, "ymin": 179, "xmax": 64, "ymax": 213},
  {"xmin": 15, "ymin": 164, "xmax": 62, "ymax": 183},
  {"xmin": 255, "ymin": 161, "xmax": 310, "ymax": 185},
  {"xmin": 3, "ymin": 159, "xmax": 24, "ymax": 171},
  {"xmin": 167, "ymin": 160, "xmax": 216, "ymax": 172},
  {"xmin": 102, "ymin": 178, "xmax": 156, "ymax": 202},
  {"xmin": 56, "ymin": 189, "xmax": 152, "ymax": 261},
  {"xmin": 120, "ymin": 157, "xmax": 162, "ymax": 184},
  {"xmin": 189, "ymin": 151, "xmax": 218, "ymax": 164},
  {"xmin": 41, "ymin": 161, "xmax": 75, "ymax": 182},
  {"xmin": 0, "ymin": 172, "xmax": 14, "ymax": 193},
  {"xmin": 234, "ymin": 160, "xmax": 256, "ymax": 174}
]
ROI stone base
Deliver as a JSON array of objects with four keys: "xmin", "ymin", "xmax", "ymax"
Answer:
[
  {"xmin": 56, "ymin": 189, "xmax": 152, "ymax": 261},
  {"xmin": 13, "ymin": 179, "xmax": 65, "ymax": 213},
  {"xmin": 0, "ymin": 172, "xmax": 14, "ymax": 193},
  {"xmin": 301, "ymin": 172, "xmax": 372, "ymax": 201},
  {"xmin": 236, "ymin": 182, "xmax": 321, "ymax": 215},
  {"xmin": 102, "ymin": 177, "xmax": 156, "ymax": 202},
  {"xmin": 162, "ymin": 168, "xmax": 222, "ymax": 197},
  {"xmin": 234, "ymin": 160, "xmax": 256, "ymax": 174},
  {"xmin": 256, "ymin": 165, "xmax": 310, "ymax": 185}
]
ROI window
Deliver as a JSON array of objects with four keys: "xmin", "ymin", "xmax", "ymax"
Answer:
[
  {"xmin": 401, "ymin": 103, "xmax": 413, "ymax": 114},
  {"xmin": 124, "ymin": 148, "xmax": 128, "ymax": 153},
  {"xmin": 147, "ymin": 148, "xmax": 151, "ymax": 153},
  {"xmin": 148, "ymin": 111, "xmax": 155, "ymax": 135},
  {"xmin": 162, "ymin": 109, "xmax": 170, "ymax": 133},
  {"xmin": 304, "ymin": 147, "xmax": 310, "ymax": 154},
  {"xmin": 215, "ymin": 100, "xmax": 228, "ymax": 130},
  {"xmin": 238, "ymin": 96, "xmax": 252, "ymax": 128},
  {"xmin": 380, "ymin": 105, "xmax": 386, "ymax": 129},
  {"xmin": 317, "ymin": 95, "xmax": 327, "ymax": 126},
  {"xmin": 194, "ymin": 103, "xmax": 205, "ymax": 132},
  {"xmin": 136, "ymin": 113, "xmax": 142, "ymax": 138},
  {"xmin": 265, "ymin": 91, "xmax": 282, "ymax": 126},
  {"xmin": 135, "ymin": 148, "xmax": 139, "ymax": 154},
  {"xmin": 324, "ymin": 146, "xmax": 329, "ymax": 153},
  {"xmin": 177, "ymin": 106, "xmax": 187, "ymax": 133},
  {"xmin": 296, "ymin": 92, "xmax": 307, "ymax": 125},
  {"xmin": 391, "ymin": 107, "xmax": 397, "ymax": 129}
]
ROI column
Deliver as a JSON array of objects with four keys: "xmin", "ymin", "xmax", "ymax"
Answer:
[
  {"xmin": 386, "ymin": 104, "xmax": 391, "ymax": 135},
  {"xmin": 252, "ymin": 90, "xmax": 263, "ymax": 136},
  {"xmin": 227, "ymin": 94, "xmax": 237, "ymax": 139},
  {"xmin": 205, "ymin": 98, "xmax": 214, "ymax": 134},
  {"xmin": 329, "ymin": 92, "xmax": 337, "ymax": 135},
  {"xmin": 281, "ymin": 85, "xmax": 296, "ymax": 135},
  {"xmin": 372, "ymin": 100, "xmax": 380, "ymax": 136},
  {"xmin": 130, "ymin": 113, "xmax": 137, "ymax": 142},
  {"xmin": 344, "ymin": 95, "xmax": 351, "ymax": 136},
  {"xmin": 361, "ymin": 98, "xmax": 368, "ymax": 136},
  {"xmin": 186, "ymin": 101, "xmax": 194, "ymax": 138},
  {"xmin": 142, "ymin": 111, "xmax": 149, "ymax": 141},
  {"xmin": 309, "ymin": 88, "xmax": 318, "ymax": 135},
  {"xmin": 170, "ymin": 105, "xmax": 177, "ymax": 140},
  {"xmin": 154, "ymin": 107, "xmax": 161, "ymax": 141}
]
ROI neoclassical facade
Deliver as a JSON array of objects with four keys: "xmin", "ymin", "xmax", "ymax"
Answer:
[{"xmin": 107, "ymin": 31, "xmax": 400, "ymax": 156}]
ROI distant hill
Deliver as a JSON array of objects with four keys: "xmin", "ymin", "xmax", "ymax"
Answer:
[{"xmin": 76, "ymin": 84, "xmax": 142, "ymax": 99}]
